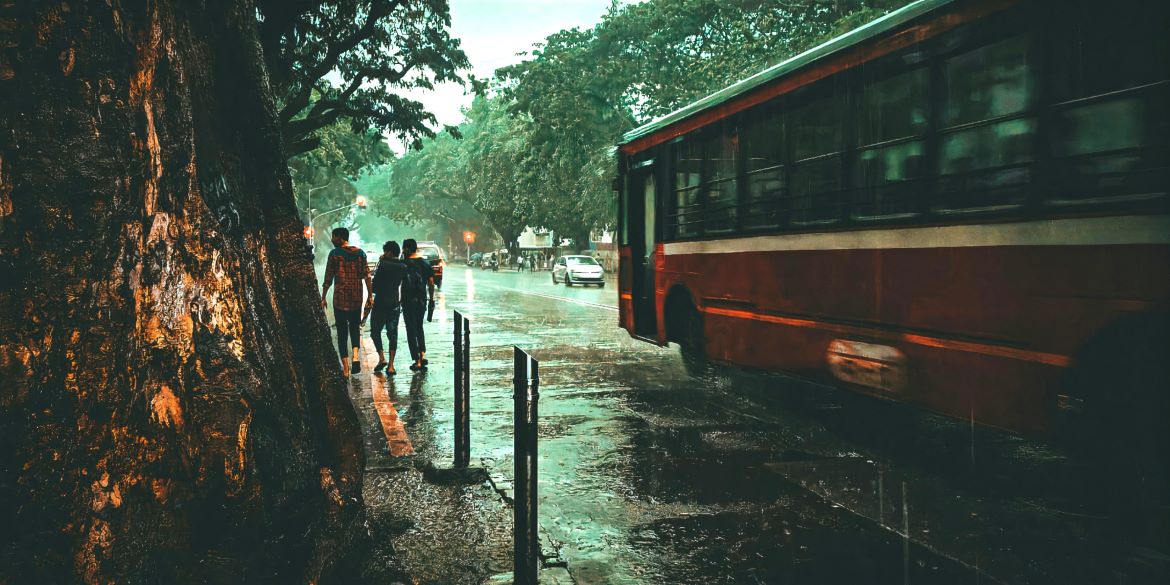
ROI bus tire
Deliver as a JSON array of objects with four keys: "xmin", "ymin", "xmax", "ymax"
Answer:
[
  {"xmin": 1064, "ymin": 313, "xmax": 1169, "ymax": 530},
  {"xmin": 679, "ymin": 302, "xmax": 707, "ymax": 377}
]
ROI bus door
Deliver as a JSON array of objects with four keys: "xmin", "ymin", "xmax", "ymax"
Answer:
[{"xmin": 629, "ymin": 166, "xmax": 658, "ymax": 338}]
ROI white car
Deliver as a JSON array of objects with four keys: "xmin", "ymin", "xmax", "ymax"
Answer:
[{"xmin": 552, "ymin": 255, "xmax": 605, "ymax": 287}]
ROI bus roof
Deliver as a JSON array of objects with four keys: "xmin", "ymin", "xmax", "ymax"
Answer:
[{"xmin": 617, "ymin": 0, "xmax": 954, "ymax": 148}]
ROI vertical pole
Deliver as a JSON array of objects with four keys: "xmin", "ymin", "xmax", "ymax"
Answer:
[
  {"xmin": 902, "ymin": 481, "xmax": 910, "ymax": 585},
  {"xmin": 526, "ymin": 356, "xmax": 540, "ymax": 580},
  {"xmin": 454, "ymin": 311, "xmax": 464, "ymax": 467},
  {"xmin": 513, "ymin": 347, "xmax": 529, "ymax": 584},
  {"xmin": 461, "ymin": 316, "xmax": 471, "ymax": 466}
]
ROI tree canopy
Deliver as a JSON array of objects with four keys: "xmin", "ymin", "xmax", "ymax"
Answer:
[
  {"xmin": 381, "ymin": 0, "xmax": 912, "ymax": 250},
  {"xmin": 290, "ymin": 118, "xmax": 392, "ymax": 226},
  {"xmin": 256, "ymin": 0, "xmax": 470, "ymax": 158}
]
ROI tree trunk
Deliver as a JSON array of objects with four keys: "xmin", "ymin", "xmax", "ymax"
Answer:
[{"xmin": 0, "ymin": 2, "xmax": 369, "ymax": 583}]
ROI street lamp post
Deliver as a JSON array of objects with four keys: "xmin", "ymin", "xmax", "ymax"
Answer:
[
  {"xmin": 304, "ymin": 182, "xmax": 331, "ymax": 221},
  {"xmin": 463, "ymin": 230, "xmax": 475, "ymax": 263},
  {"xmin": 306, "ymin": 195, "xmax": 368, "ymax": 242}
]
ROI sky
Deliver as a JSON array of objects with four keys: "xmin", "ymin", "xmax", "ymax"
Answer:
[{"xmin": 392, "ymin": 0, "xmax": 619, "ymax": 151}]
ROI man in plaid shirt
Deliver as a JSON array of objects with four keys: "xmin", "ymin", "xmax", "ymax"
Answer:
[{"xmin": 321, "ymin": 227, "xmax": 372, "ymax": 377}]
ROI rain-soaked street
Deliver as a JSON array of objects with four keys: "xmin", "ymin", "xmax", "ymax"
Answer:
[{"xmin": 345, "ymin": 266, "xmax": 1167, "ymax": 585}]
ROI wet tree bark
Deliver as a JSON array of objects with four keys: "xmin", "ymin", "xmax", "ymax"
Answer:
[{"xmin": 0, "ymin": 2, "xmax": 371, "ymax": 583}]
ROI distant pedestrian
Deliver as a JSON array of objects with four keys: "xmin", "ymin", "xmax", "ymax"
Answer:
[
  {"xmin": 401, "ymin": 238, "xmax": 435, "ymax": 372},
  {"xmin": 368, "ymin": 240, "xmax": 406, "ymax": 375},
  {"xmin": 321, "ymin": 227, "xmax": 372, "ymax": 378}
]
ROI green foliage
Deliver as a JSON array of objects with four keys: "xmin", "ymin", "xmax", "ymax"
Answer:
[
  {"xmin": 389, "ymin": 0, "xmax": 913, "ymax": 250},
  {"xmin": 379, "ymin": 97, "xmax": 531, "ymax": 248},
  {"xmin": 257, "ymin": 0, "xmax": 471, "ymax": 158},
  {"xmin": 290, "ymin": 119, "xmax": 392, "ymax": 224}
]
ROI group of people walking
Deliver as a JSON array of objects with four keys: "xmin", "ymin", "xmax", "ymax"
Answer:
[{"xmin": 320, "ymin": 227, "xmax": 435, "ymax": 378}]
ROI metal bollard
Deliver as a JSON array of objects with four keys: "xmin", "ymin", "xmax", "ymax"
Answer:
[
  {"xmin": 462, "ymin": 314, "xmax": 470, "ymax": 464},
  {"xmin": 453, "ymin": 311, "xmax": 471, "ymax": 467},
  {"xmin": 513, "ymin": 347, "xmax": 540, "ymax": 584}
]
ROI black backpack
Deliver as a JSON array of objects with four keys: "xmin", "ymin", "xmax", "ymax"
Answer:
[{"xmin": 403, "ymin": 258, "xmax": 428, "ymax": 301}]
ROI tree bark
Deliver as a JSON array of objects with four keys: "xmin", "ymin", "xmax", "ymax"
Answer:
[{"xmin": 0, "ymin": 1, "xmax": 370, "ymax": 583}]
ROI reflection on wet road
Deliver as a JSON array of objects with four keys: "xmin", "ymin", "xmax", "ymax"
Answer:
[{"xmin": 349, "ymin": 266, "xmax": 1165, "ymax": 584}]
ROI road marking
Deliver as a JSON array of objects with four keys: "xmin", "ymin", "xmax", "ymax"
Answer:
[{"xmin": 361, "ymin": 339, "xmax": 414, "ymax": 457}]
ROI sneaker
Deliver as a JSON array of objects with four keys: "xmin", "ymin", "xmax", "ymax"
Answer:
[
  {"xmin": 351, "ymin": 360, "xmax": 361, "ymax": 374},
  {"xmin": 373, "ymin": 361, "xmax": 386, "ymax": 374}
]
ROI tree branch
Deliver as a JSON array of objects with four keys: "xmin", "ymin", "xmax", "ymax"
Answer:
[
  {"xmin": 280, "ymin": 0, "xmax": 403, "ymax": 123},
  {"xmin": 287, "ymin": 136, "xmax": 323, "ymax": 159},
  {"xmin": 283, "ymin": 58, "xmax": 421, "ymax": 142}
]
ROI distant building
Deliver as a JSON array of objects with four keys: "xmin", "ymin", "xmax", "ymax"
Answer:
[
  {"xmin": 590, "ymin": 229, "xmax": 616, "ymax": 271},
  {"xmin": 516, "ymin": 227, "xmax": 555, "ymax": 251}
]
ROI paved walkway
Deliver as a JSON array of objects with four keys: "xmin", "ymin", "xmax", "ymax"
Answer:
[{"xmin": 343, "ymin": 302, "xmax": 573, "ymax": 584}]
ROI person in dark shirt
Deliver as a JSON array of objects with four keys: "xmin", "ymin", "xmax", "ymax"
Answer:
[
  {"xmin": 401, "ymin": 238, "xmax": 435, "ymax": 371},
  {"xmin": 368, "ymin": 240, "xmax": 406, "ymax": 375},
  {"xmin": 321, "ymin": 227, "xmax": 371, "ymax": 378}
]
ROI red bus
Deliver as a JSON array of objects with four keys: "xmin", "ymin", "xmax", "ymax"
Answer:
[{"xmin": 615, "ymin": 0, "xmax": 1168, "ymax": 451}]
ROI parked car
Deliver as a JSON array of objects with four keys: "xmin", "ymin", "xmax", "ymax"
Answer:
[
  {"xmin": 552, "ymin": 255, "xmax": 604, "ymax": 287},
  {"xmin": 416, "ymin": 241, "xmax": 445, "ymax": 289}
]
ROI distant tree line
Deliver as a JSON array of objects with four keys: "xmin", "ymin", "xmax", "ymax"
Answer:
[{"xmin": 372, "ymin": 0, "xmax": 911, "ymax": 251}]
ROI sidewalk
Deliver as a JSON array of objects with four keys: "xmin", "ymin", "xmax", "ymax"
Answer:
[{"xmin": 344, "ymin": 309, "xmax": 574, "ymax": 584}]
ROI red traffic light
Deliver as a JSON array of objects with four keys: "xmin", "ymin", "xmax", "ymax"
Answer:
[
  {"xmin": 463, "ymin": 231, "xmax": 476, "ymax": 244},
  {"xmin": 303, "ymin": 225, "xmax": 315, "ymax": 239}
]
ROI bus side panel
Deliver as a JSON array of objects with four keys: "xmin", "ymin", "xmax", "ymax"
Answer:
[
  {"xmin": 618, "ymin": 246, "xmax": 634, "ymax": 335},
  {"xmin": 653, "ymin": 243, "xmax": 668, "ymax": 344},
  {"xmin": 660, "ymin": 241, "xmax": 1169, "ymax": 435}
]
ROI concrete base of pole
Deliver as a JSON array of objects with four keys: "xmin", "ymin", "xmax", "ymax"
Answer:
[
  {"xmin": 487, "ymin": 567, "xmax": 575, "ymax": 585},
  {"xmin": 421, "ymin": 460, "xmax": 490, "ymax": 486}
]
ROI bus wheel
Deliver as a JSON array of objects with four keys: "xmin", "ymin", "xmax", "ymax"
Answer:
[
  {"xmin": 679, "ymin": 303, "xmax": 708, "ymax": 377},
  {"xmin": 1065, "ymin": 313, "xmax": 1169, "ymax": 538}
]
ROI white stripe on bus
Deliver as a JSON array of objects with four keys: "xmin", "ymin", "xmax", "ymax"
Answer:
[{"xmin": 662, "ymin": 214, "xmax": 1170, "ymax": 256}]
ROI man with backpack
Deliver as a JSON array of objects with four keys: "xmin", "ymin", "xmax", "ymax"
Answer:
[
  {"xmin": 367, "ymin": 240, "xmax": 406, "ymax": 375},
  {"xmin": 401, "ymin": 238, "xmax": 435, "ymax": 372},
  {"xmin": 321, "ymin": 227, "xmax": 372, "ymax": 378}
]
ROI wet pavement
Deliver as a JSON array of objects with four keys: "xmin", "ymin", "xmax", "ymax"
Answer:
[{"xmin": 338, "ymin": 266, "xmax": 1168, "ymax": 584}]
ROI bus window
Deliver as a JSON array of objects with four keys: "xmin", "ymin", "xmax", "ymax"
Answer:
[
  {"xmin": 672, "ymin": 137, "xmax": 702, "ymax": 238},
  {"xmin": 1045, "ymin": 0, "xmax": 1169, "ymax": 206},
  {"xmin": 619, "ymin": 173, "xmax": 629, "ymax": 245},
  {"xmin": 1046, "ymin": 0, "xmax": 1170, "ymax": 102},
  {"xmin": 1049, "ymin": 94, "xmax": 1167, "ymax": 205},
  {"xmin": 702, "ymin": 123, "xmax": 738, "ymax": 234},
  {"xmin": 937, "ymin": 35, "xmax": 1036, "ymax": 213},
  {"xmin": 854, "ymin": 66, "xmax": 928, "ymax": 220},
  {"xmin": 742, "ymin": 107, "xmax": 784, "ymax": 230},
  {"xmin": 788, "ymin": 91, "xmax": 845, "ymax": 226},
  {"xmin": 643, "ymin": 174, "xmax": 656, "ymax": 250}
]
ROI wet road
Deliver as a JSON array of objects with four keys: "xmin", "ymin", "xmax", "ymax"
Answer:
[{"xmin": 348, "ymin": 266, "xmax": 1168, "ymax": 584}]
